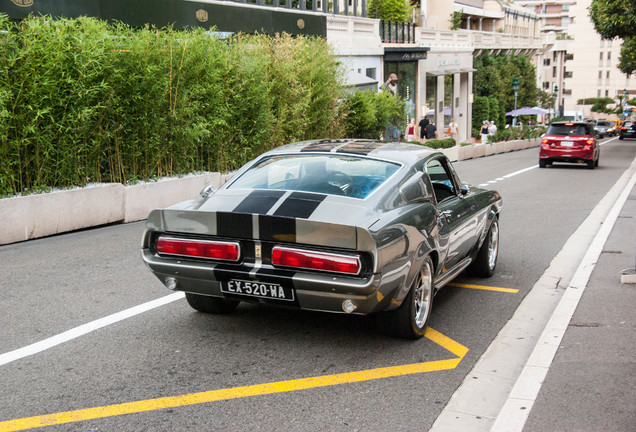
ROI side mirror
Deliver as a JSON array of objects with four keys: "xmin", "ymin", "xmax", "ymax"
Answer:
[
  {"xmin": 460, "ymin": 183, "xmax": 471, "ymax": 196},
  {"xmin": 200, "ymin": 183, "xmax": 216, "ymax": 198}
]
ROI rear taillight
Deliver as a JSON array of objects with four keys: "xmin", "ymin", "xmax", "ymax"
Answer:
[
  {"xmin": 271, "ymin": 246, "xmax": 361, "ymax": 275},
  {"xmin": 156, "ymin": 237, "xmax": 240, "ymax": 261},
  {"xmin": 586, "ymin": 139, "xmax": 595, "ymax": 145}
]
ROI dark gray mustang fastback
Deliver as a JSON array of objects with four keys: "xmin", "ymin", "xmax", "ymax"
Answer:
[{"xmin": 142, "ymin": 140, "xmax": 502, "ymax": 338}]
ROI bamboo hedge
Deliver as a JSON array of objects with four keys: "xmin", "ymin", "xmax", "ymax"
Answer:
[{"xmin": 0, "ymin": 14, "xmax": 349, "ymax": 197}]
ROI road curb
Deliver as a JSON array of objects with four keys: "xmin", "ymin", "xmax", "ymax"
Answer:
[{"xmin": 430, "ymin": 154, "xmax": 636, "ymax": 432}]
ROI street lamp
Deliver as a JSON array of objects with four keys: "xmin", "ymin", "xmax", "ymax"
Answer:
[
  {"xmin": 512, "ymin": 77, "xmax": 520, "ymax": 126},
  {"xmin": 553, "ymin": 84, "xmax": 558, "ymax": 118}
]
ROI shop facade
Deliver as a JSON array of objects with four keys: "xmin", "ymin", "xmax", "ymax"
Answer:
[{"xmin": 383, "ymin": 46, "xmax": 474, "ymax": 143}]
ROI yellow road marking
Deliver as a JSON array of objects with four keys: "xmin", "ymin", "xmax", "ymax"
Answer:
[
  {"xmin": 448, "ymin": 282, "xmax": 519, "ymax": 293},
  {"xmin": 0, "ymin": 327, "xmax": 467, "ymax": 432}
]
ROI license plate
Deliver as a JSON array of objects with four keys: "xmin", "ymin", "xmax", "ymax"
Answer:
[
  {"xmin": 222, "ymin": 279, "xmax": 294, "ymax": 301},
  {"xmin": 560, "ymin": 141, "xmax": 574, "ymax": 147}
]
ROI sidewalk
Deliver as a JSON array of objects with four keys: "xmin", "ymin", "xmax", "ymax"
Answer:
[{"xmin": 521, "ymin": 183, "xmax": 636, "ymax": 431}]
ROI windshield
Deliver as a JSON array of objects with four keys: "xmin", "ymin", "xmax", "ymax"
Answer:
[
  {"xmin": 227, "ymin": 154, "xmax": 401, "ymax": 199},
  {"xmin": 547, "ymin": 124, "xmax": 590, "ymax": 136}
]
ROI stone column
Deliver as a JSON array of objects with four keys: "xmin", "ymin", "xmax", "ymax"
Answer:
[{"xmin": 436, "ymin": 74, "xmax": 445, "ymax": 136}]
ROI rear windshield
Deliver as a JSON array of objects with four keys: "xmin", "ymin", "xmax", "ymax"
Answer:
[
  {"xmin": 227, "ymin": 154, "xmax": 401, "ymax": 199},
  {"xmin": 547, "ymin": 124, "xmax": 590, "ymax": 136},
  {"xmin": 596, "ymin": 121, "xmax": 610, "ymax": 126}
]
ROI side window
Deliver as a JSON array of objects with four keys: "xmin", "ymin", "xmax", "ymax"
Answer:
[{"xmin": 426, "ymin": 159, "xmax": 457, "ymax": 203}]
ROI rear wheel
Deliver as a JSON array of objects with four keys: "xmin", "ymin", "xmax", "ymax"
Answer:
[
  {"xmin": 587, "ymin": 159, "xmax": 595, "ymax": 169},
  {"xmin": 469, "ymin": 217, "xmax": 499, "ymax": 277},
  {"xmin": 378, "ymin": 257, "xmax": 434, "ymax": 339},
  {"xmin": 539, "ymin": 159, "xmax": 547, "ymax": 168},
  {"xmin": 185, "ymin": 293, "xmax": 239, "ymax": 314}
]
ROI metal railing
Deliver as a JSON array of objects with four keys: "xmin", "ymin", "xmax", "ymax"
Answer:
[
  {"xmin": 233, "ymin": 0, "xmax": 367, "ymax": 17},
  {"xmin": 380, "ymin": 21, "xmax": 416, "ymax": 43}
]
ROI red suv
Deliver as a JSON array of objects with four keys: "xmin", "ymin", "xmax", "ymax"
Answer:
[{"xmin": 540, "ymin": 121, "xmax": 599, "ymax": 169}]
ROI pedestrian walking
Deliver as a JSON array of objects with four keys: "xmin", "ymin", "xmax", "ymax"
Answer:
[
  {"xmin": 488, "ymin": 120, "xmax": 497, "ymax": 135},
  {"xmin": 448, "ymin": 118, "xmax": 458, "ymax": 140},
  {"xmin": 419, "ymin": 116, "xmax": 430, "ymax": 143},
  {"xmin": 480, "ymin": 120, "xmax": 489, "ymax": 144},
  {"xmin": 425, "ymin": 121, "xmax": 438, "ymax": 142},
  {"xmin": 384, "ymin": 73, "xmax": 398, "ymax": 96},
  {"xmin": 405, "ymin": 118, "xmax": 417, "ymax": 142}
]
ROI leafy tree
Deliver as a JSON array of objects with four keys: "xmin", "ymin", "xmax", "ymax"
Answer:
[
  {"xmin": 368, "ymin": 0, "xmax": 412, "ymax": 23},
  {"xmin": 473, "ymin": 52, "xmax": 538, "ymax": 126},
  {"xmin": 589, "ymin": 0, "xmax": 636, "ymax": 75},
  {"xmin": 576, "ymin": 97, "xmax": 616, "ymax": 113},
  {"xmin": 340, "ymin": 90, "xmax": 406, "ymax": 139},
  {"xmin": 472, "ymin": 96, "xmax": 489, "ymax": 137}
]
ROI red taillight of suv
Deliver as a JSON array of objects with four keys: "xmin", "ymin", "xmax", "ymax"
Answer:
[
  {"xmin": 156, "ymin": 237, "xmax": 240, "ymax": 261},
  {"xmin": 271, "ymin": 246, "xmax": 361, "ymax": 275}
]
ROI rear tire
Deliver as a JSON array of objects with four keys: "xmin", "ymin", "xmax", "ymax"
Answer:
[
  {"xmin": 469, "ymin": 217, "xmax": 499, "ymax": 277},
  {"xmin": 185, "ymin": 293, "xmax": 239, "ymax": 314},
  {"xmin": 377, "ymin": 257, "xmax": 434, "ymax": 339},
  {"xmin": 539, "ymin": 159, "xmax": 547, "ymax": 168},
  {"xmin": 587, "ymin": 159, "xmax": 595, "ymax": 169}
]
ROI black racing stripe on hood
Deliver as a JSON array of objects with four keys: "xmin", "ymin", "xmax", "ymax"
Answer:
[
  {"xmin": 337, "ymin": 141, "xmax": 384, "ymax": 155},
  {"xmin": 233, "ymin": 190, "xmax": 286, "ymax": 214},
  {"xmin": 273, "ymin": 192, "xmax": 327, "ymax": 219},
  {"xmin": 217, "ymin": 212, "xmax": 252, "ymax": 238},
  {"xmin": 259, "ymin": 215, "xmax": 296, "ymax": 243}
]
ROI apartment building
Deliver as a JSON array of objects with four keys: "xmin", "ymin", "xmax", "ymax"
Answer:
[
  {"xmin": 332, "ymin": 0, "xmax": 543, "ymax": 142},
  {"xmin": 517, "ymin": 0, "xmax": 630, "ymax": 119}
]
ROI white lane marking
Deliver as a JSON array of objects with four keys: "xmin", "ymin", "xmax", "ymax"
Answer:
[
  {"xmin": 491, "ymin": 158, "xmax": 636, "ymax": 431},
  {"xmin": 479, "ymin": 165, "xmax": 538, "ymax": 187},
  {"xmin": 431, "ymin": 154, "xmax": 636, "ymax": 432},
  {"xmin": 0, "ymin": 292, "xmax": 185, "ymax": 367}
]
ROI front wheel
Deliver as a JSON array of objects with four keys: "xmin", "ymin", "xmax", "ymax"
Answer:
[
  {"xmin": 469, "ymin": 217, "xmax": 499, "ymax": 277},
  {"xmin": 377, "ymin": 257, "xmax": 434, "ymax": 339},
  {"xmin": 185, "ymin": 293, "xmax": 239, "ymax": 314}
]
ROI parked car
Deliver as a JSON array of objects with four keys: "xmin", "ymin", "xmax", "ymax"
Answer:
[
  {"xmin": 605, "ymin": 119, "xmax": 621, "ymax": 135},
  {"xmin": 539, "ymin": 121, "xmax": 600, "ymax": 169},
  {"xmin": 593, "ymin": 120, "xmax": 613, "ymax": 138},
  {"xmin": 141, "ymin": 140, "xmax": 503, "ymax": 339},
  {"xmin": 619, "ymin": 120, "xmax": 636, "ymax": 140}
]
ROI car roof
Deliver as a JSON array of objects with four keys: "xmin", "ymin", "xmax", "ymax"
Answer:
[
  {"xmin": 551, "ymin": 121, "xmax": 589, "ymax": 125},
  {"xmin": 262, "ymin": 139, "xmax": 442, "ymax": 166}
]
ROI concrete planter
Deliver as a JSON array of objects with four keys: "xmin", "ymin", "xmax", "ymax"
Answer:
[
  {"xmin": 0, "ymin": 173, "xmax": 231, "ymax": 245},
  {"xmin": 0, "ymin": 184, "xmax": 125, "ymax": 245},
  {"xmin": 124, "ymin": 173, "xmax": 224, "ymax": 223}
]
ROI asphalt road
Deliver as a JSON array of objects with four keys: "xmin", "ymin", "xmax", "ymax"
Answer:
[{"xmin": 1, "ymin": 137, "xmax": 635, "ymax": 431}]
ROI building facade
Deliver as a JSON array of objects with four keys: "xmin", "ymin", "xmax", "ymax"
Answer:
[{"xmin": 518, "ymin": 0, "xmax": 631, "ymax": 119}]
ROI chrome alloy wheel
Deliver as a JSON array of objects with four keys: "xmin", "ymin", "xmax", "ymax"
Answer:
[
  {"xmin": 486, "ymin": 219, "xmax": 499, "ymax": 271},
  {"xmin": 414, "ymin": 260, "xmax": 434, "ymax": 328}
]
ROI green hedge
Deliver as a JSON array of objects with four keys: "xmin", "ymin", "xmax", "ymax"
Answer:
[
  {"xmin": 0, "ymin": 15, "xmax": 347, "ymax": 197},
  {"xmin": 340, "ymin": 89, "xmax": 406, "ymax": 139},
  {"xmin": 423, "ymin": 138, "xmax": 456, "ymax": 149}
]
